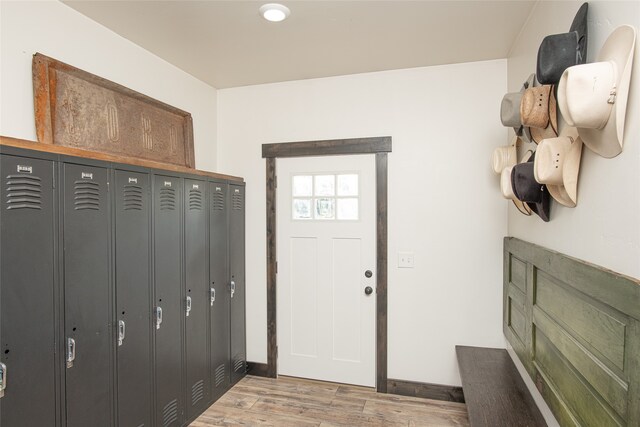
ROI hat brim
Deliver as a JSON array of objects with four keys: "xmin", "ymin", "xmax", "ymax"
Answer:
[
  {"xmin": 526, "ymin": 195, "xmax": 550, "ymax": 222},
  {"xmin": 573, "ymin": 25, "xmax": 636, "ymax": 158}
]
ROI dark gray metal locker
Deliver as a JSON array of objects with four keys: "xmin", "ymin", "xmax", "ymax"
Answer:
[
  {"xmin": 114, "ymin": 170, "xmax": 152, "ymax": 427},
  {"xmin": 153, "ymin": 175, "xmax": 184, "ymax": 427},
  {"xmin": 208, "ymin": 182, "xmax": 230, "ymax": 401},
  {"xmin": 0, "ymin": 154, "xmax": 58, "ymax": 427},
  {"xmin": 184, "ymin": 178, "xmax": 210, "ymax": 419},
  {"xmin": 229, "ymin": 183, "xmax": 246, "ymax": 385},
  {"xmin": 63, "ymin": 163, "xmax": 112, "ymax": 427}
]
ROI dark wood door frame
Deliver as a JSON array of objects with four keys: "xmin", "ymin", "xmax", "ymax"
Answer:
[{"xmin": 262, "ymin": 136, "xmax": 391, "ymax": 392}]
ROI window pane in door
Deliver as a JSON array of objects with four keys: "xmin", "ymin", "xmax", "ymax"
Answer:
[
  {"xmin": 337, "ymin": 174, "xmax": 358, "ymax": 196},
  {"xmin": 293, "ymin": 199, "xmax": 312, "ymax": 219},
  {"xmin": 293, "ymin": 175, "xmax": 312, "ymax": 197},
  {"xmin": 314, "ymin": 198, "xmax": 335, "ymax": 219},
  {"xmin": 337, "ymin": 198, "xmax": 358, "ymax": 220},
  {"xmin": 314, "ymin": 175, "xmax": 335, "ymax": 196}
]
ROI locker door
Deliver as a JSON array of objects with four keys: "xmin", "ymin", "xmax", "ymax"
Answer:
[
  {"xmin": 63, "ymin": 163, "xmax": 112, "ymax": 427},
  {"xmin": 115, "ymin": 170, "xmax": 152, "ymax": 427},
  {"xmin": 229, "ymin": 184, "xmax": 246, "ymax": 385},
  {"xmin": 184, "ymin": 179, "xmax": 210, "ymax": 419},
  {"xmin": 153, "ymin": 175, "xmax": 184, "ymax": 427},
  {"xmin": 209, "ymin": 182, "xmax": 230, "ymax": 401},
  {"xmin": 0, "ymin": 155, "xmax": 57, "ymax": 427}
]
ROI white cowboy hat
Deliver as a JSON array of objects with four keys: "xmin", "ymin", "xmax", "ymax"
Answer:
[
  {"xmin": 501, "ymin": 150, "xmax": 533, "ymax": 216},
  {"xmin": 557, "ymin": 25, "xmax": 636, "ymax": 158},
  {"xmin": 534, "ymin": 132, "xmax": 583, "ymax": 208},
  {"xmin": 491, "ymin": 136, "xmax": 519, "ymax": 174}
]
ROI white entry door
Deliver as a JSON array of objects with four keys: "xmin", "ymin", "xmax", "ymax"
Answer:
[{"xmin": 277, "ymin": 154, "xmax": 376, "ymax": 387}]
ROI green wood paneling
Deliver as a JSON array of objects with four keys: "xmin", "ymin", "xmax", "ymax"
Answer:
[
  {"xmin": 508, "ymin": 284, "xmax": 526, "ymax": 311},
  {"xmin": 510, "ymin": 254, "xmax": 527, "ymax": 294},
  {"xmin": 535, "ymin": 331, "xmax": 623, "ymax": 427},
  {"xmin": 503, "ymin": 237, "xmax": 640, "ymax": 427},
  {"xmin": 536, "ymin": 271, "xmax": 627, "ymax": 370},
  {"xmin": 509, "ymin": 301, "xmax": 527, "ymax": 344},
  {"xmin": 534, "ymin": 307, "xmax": 628, "ymax": 418}
]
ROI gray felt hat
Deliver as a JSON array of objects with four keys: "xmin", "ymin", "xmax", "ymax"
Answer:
[{"xmin": 500, "ymin": 74, "xmax": 537, "ymax": 143}]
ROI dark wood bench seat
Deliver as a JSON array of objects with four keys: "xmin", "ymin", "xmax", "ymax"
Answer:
[{"xmin": 456, "ymin": 346, "xmax": 547, "ymax": 427}]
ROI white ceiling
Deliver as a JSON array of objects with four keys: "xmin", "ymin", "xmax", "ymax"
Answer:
[{"xmin": 63, "ymin": 0, "xmax": 536, "ymax": 89}]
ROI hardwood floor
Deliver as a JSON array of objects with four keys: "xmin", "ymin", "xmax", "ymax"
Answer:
[{"xmin": 191, "ymin": 375, "xmax": 470, "ymax": 426}]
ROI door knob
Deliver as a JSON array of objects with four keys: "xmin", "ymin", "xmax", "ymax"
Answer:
[
  {"xmin": 364, "ymin": 286, "xmax": 373, "ymax": 295},
  {"xmin": 364, "ymin": 270, "xmax": 373, "ymax": 278}
]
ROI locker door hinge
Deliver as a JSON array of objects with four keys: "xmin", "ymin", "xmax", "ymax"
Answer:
[
  {"xmin": 52, "ymin": 167, "xmax": 56, "ymax": 188},
  {"xmin": 275, "ymin": 176, "xmax": 278, "ymax": 188},
  {"xmin": 107, "ymin": 181, "xmax": 110, "ymax": 192},
  {"xmin": 275, "ymin": 262, "xmax": 278, "ymax": 274}
]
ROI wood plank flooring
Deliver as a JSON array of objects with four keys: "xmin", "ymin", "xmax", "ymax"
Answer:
[{"xmin": 191, "ymin": 375, "xmax": 470, "ymax": 426}]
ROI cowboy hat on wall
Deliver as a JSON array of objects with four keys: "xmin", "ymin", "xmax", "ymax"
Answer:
[
  {"xmin": 511, "ymin": 151, "xmax": 551, "ymax": 222},
  {"xmin": 534, "ymin": 128, "xmax": 584, "ymax": 208},
  {"xmin": 501, "ymin": 149, "xmax": 533, "ymax": 216},
  {"xmin": 537, "ymin": 3, "xmax": 589, "ymax": 85},
  {"xmin": 520, "ymin": 84, "xmax": 559, "ymax": 144},
  {"xmin": 491, "ymin": 136, "xmax": 519, "ymax": 174},
  {"xmin": 557, "ymin": 25, "xmax": 637, "ymax": 158},
  {"xmin": 501, "ymin": 74, "xmax": 536, "ymax": 143}
]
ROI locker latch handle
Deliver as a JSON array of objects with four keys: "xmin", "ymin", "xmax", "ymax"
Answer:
[
  {"xmin": 155, "ymin": 307, "xmax": 163, "ymax": 330},
  {"xmin": 118, "ymin": 320, "xmax": 126, "ymax": 346},
  {"xmin": 66, "ymin": 338, "xmax": 76, "ymax": 368},
  {"xmin": 0, "ymin": 362, "xmax": 6, "ymax": 398},
  {"xmin": 230, "ymin": 281, "xmax": 236, "ymax": 299},
  {"xmin": 186, "ymin": 296, "xmax": 192, "ymax": 317},
  {"xmin": 210, "ymin": 287, "xmax": 216, "ymax": 306}
]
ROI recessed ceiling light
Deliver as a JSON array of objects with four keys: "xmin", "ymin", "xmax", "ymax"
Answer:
[{"xmin": 260, "ymin": 3, "xmax": 290, "ymax": 22}]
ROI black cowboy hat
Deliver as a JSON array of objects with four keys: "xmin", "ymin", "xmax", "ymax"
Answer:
[
  {"xmin": 511, "ymin": 152, "xmax": 551, "ymax": 222},
  {"xmin": 536, "ymin": 3, "xmax": 588, "ymax": 85}
]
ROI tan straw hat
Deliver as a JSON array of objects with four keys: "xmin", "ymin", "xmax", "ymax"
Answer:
[
  {"xmin": 557, "ymin": 25, "xmax": 636, "ymax": 158},
  {"xmin": 501, "ymin": 150, "xmax": 533, "ymax": 216},
  {"xmin": 491, "ymin": 136, "xmax": 519, "ymax": 174},
  {"xmin": 521, "ymin": 85, "xmax": 558, "ymax": 143},
  {"xmin": 534, "ymin": 132, "xmax": 583, "ymax": 207}
]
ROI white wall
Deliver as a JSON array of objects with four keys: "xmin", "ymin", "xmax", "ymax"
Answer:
[
  {"xmin": 0, "ymin": 0, "xmax": 218, "ymax": 171},
  {"xmin": 507, "ymin": 0, "xmax": 640, "ymax": 279},
  {"xmin": 217, "ymin": 60, "xmax": 508, "ymax": 386}
]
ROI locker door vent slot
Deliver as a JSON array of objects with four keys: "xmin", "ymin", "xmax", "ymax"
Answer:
[
  {"xmin": 233, "ymin": 354, "xmax": 245, "ymax": 373},
  {"xmin": 232, "ymin": 193, "xmax": 242, "ymax": 210},
  {"xmin": 5, "ymin": 174, "xmax": 42, "ymax": 210},
  {"xmin": 212, "ymin": 191, "xmax": 224, "ymax": 211},
  {"xmin": 188, "ymin": 189, "xmax": 202, "ymax": 211},
  {"xmin": 74, "ymin": 180, "xmax": 100, "ymax": 210},
  {"xmin": 123, "ymin": 184, "xmax": 143, "ymax": 210},
  {"xmin": 191, "ymin": 379, "xmax": 204, "ymax": 406},
  {"xmin": 161, "ymin": 399, "xmax": 178, "ymax": 427},
  {"xmin": 159, "ymin": 188, "xmax": 176, "ymax": 211},
  {"xmin": 214, "ymin": 363, "xmax": 226, "ymax": 387}
]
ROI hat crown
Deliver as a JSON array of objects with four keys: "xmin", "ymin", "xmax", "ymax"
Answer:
[
  {"xmin": 559, "ymin": 61, "xmax": 617, "ymax": 130},
  {"xmin": 492, "ymin": 145, "xmax": 517, "ymax": 173},
  {"xmin": 500, "ymin": 166, "xmax": 515, "ymax": 199},
  {"xmin": 521, "ymin": 86, "xmax": 552, "ymax": 128},
  {"xmin": 535, "ymin": 137, "xmax": 572, "ymax": 185},
  {"xmin": 501, "ymin": 93, "xmax": 523, "ymax": 127}
]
